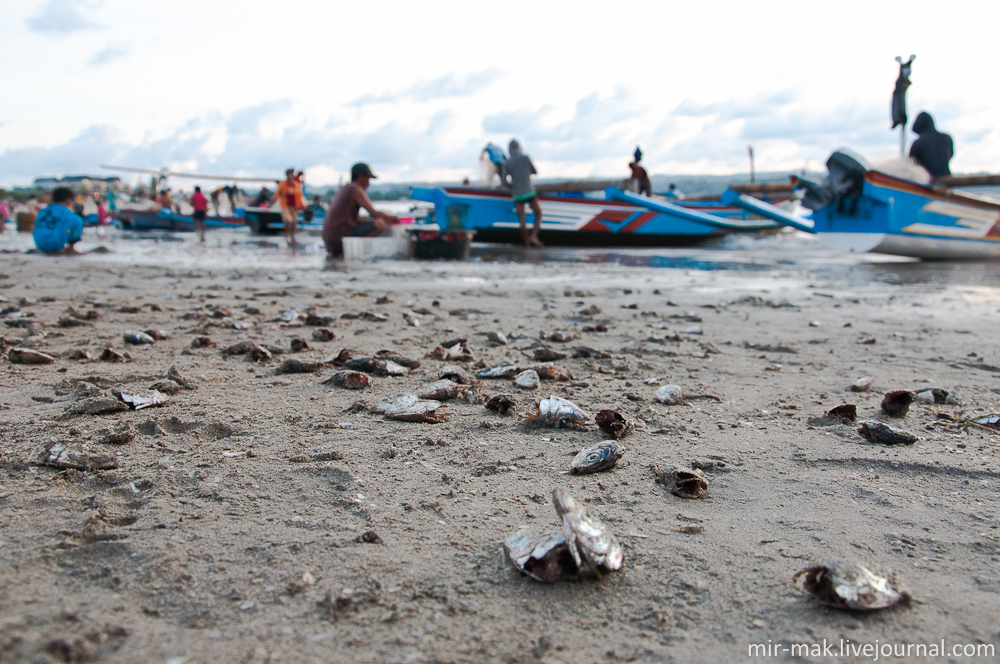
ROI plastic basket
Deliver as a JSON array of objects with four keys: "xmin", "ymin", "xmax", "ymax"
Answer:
[{"xmin": 342, "ymin": 236, "xmax": 410, "ymax": 261}]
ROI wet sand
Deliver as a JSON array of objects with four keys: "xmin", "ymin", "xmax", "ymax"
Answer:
[{"xmin": 1, "ymin": 238, "xmax": 999, "ymax": 663}]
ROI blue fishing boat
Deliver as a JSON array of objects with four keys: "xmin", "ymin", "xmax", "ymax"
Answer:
[
  {"xmin": 722, "ymin": 150, "xmax": 1000, "ymax": 260},
  {"xmin": 117, "ymin": 209, "xmax": 246, "ymax": 232},
  {"xmin": 409, "ymin": 185, "xmax": 785, "ymax": 247}
]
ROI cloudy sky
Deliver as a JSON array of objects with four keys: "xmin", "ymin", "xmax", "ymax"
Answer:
[{"xmin": 1, "ymin": 0, "xmax": 997, "ymax": 188}]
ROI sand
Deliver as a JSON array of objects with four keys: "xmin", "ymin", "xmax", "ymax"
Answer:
[{"xmin": 0, "ymin": 249, "xmax": 998, "ymax": 663}]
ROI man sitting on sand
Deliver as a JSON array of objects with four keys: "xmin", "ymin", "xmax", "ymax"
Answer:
[
  {"xmin": 502, "ymin": 139, "xmax": 543, "ymax": 247},
  {"xmin": 33, "ymin": 187, "xmax": 84, "ymax": 255},
  {"xmin": 323, "ymin": 163, "xmax": 400, "ymax": 260}
]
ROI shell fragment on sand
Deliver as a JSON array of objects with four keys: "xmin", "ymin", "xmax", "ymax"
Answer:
[
  {"xmin": 276, "ymin": 359, "xmax": 324, "ymax": 374},
  {"xmin": 477, "ymin": 364, "xmax": 521, "ymax": 378},
  {"xmin": 8, "ymin": 348, "xmax": 55, "ymax": 365},
  {"xmin": 858, "ymin": 421, "xmax": 917, "ymax": 445},
  {"xmin": 851, "ymin": 376, "xmax": 874, "ymax": 392},
  {"xmin": 371, "ymin": 393, "xmax": 448, "ymax": 423},
  {"xmin": 67, "ymin": 397, "xmax": 129, "ymax": 416},
  {"xmin": 526, "ymin": 396, "xmax": 588, "ymax": 428},
  {"xmin": 827, "ymin": 404, "xmax": 857, "ymax": 422},
  {"xmin": 43, "ymin": 442, "xmax": 119, "ymax": 471},
  {"xmin": 655, "ymin": 384, "xmax": 684, "ymax": 405},
  {"xmin": 485, "ymin": 394, "xmax": 516, "ymax": 415},
  {"xmin": 323, "ymin": 371, "xmax": 372, "ymax": 390},
  {"xmin": 344, "ymin": 357, "xmax": 408, "ymax": 376},
  {"xmin": 504, "ymin": 488, "xmax": 624, "ymax": 583},
  {"xmin": 514, "ymin": 369, "xmax": 540, "ymax": 390},
  {"xmin": 123, "ymin": 330, "xmax": 155, "ymax": 345},
  {"xmin": 569, "ymin": 442, "xmax": 623, "ymax": 474},
  {"xmin": 881, "ymin": 390, "xmax": 915, "ymax": 417},
  {"xmin": 795, "ymin": 561, "xmax": 909, "ymax": 611},
  {"xmin": 654, "ymin": 466, "xmax": 709, "ymax": 498},
  {"xmin": 553, "ymin": 488, "xmax": 625, "ymax": 574},
  {"xmin": 117, "ymin": 390, "xmax": 168, "ymax": 410},
  {"xmin": 503, "ymin": 528, "xmax": 577, "ymax": 583},
  {"xmin": 595, "ymin": 409, "xmax": 632, "ymax": 439},
  {"xmin": 374, "ymin": 351, "xmax": 421, "ymax": 369}
]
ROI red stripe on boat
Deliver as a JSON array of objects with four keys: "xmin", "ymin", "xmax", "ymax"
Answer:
[
  {"xmin": 595, "ymin": 210, "xmax": 632, "ymax": 224},
  {"xmin": 619, "ymin": 212, "xmax": 657, "ymax": 234},
  {"xmin": 580, "ymin": 218, "xmax": 611, "ymax": 232}
]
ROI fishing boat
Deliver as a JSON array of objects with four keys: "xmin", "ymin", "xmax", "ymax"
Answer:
[
  {"xmin": 116, "ymin": 208, "xmax": 245, "ymax": 232},
  {"xmin": 243, "ymin": 207, "xmax": 327, "ymax": 235},
  {"xmin": 409, "ymin": 180, "xmax": 790, "ymax": 247},
  {"xmin": 721, "ymin": 150, "xmax": 1000, "ymax": 260}
]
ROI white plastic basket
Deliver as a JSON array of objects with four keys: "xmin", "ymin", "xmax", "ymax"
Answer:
[{"xmin": 342, "ymin": 235, "xmax": 410, "ymax": 261}]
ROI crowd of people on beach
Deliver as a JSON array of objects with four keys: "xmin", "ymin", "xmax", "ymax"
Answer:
[{"xmin": 7, "ymin": 111, "xmax": 957, "ymax": 258}]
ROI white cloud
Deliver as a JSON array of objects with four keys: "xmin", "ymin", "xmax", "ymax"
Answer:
[
  {"xmin": 25, "ymin": 0, "xmax": 105, "ymax": 35},
  {"xmin": 349, "ymin": 69, "xmax": 503, "ymax": 106},
  {"xmin": 87, "ymin": 42, "xmax": 129, "ymax": 66}
]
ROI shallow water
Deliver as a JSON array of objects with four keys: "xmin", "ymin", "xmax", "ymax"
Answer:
[{"xmin": 2, "ymin": 223, "xmax": 999, "ymax": 291}]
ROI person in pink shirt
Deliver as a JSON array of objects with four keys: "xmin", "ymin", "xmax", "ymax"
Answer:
[
  {"xmin": 190, "ymin": 186, "xmax": 208, "ymax": 243},
  {"xmin": 96, "ymin": 198, "xmax": 109, "ymax": 238}
]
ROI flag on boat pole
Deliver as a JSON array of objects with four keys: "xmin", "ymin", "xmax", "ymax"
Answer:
[{"xmin": 892, "ymin": 55, "xmax": 915, "ymax": 157}]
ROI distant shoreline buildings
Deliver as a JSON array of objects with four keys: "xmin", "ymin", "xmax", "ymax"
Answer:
[{"xmin": 32, "ymin": 175, "xmax": 122, "ymax": 190}]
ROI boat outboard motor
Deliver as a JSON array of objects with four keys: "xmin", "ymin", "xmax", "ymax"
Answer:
[{"xmin": 797, "ymin": 148, "xmax": 870, "ymax": 213}]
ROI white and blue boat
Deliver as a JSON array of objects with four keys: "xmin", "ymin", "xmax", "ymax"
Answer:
[
  {"xmin": 722, "ymin": 150, "xmax": 1000, "ymax": 260},
  {"xmin": 409, "ymin": 183, "xmax": 787, "ymax": 247}
]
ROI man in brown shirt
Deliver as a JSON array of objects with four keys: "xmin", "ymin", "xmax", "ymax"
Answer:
[{"xmin": 322, "ymin": 163, "xmax": 399, "ymax": 259}]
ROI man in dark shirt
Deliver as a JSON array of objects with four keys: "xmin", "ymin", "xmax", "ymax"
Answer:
[
  {"xmin": 909, "ymin": 111, "xmax": 954, "ymax": 178},
  {"xmin": 628, "ymin": 161, "xmax": 652, "ymax": 196},
  {"xmin": 322, "ymin": 163, "xmax": 399, "ymax": 259}
]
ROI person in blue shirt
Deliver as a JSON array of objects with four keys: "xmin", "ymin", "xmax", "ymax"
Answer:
[
  {"xmin": 33, "ymin": 187, "xmax": 84, "ymax": 255},
  {"xmin": 482, "ymin": 142, "xmax": 507, "ymax": 186}
]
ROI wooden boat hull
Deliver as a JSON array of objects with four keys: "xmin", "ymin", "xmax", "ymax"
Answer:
[{"xmin": 409, "ymin": 186, "xmax": 780, "ymax": 247}]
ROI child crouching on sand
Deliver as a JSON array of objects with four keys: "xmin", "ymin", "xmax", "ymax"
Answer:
[{"xmin": 33, "ymin": 187, "xmax": 84, "ymax": 255}]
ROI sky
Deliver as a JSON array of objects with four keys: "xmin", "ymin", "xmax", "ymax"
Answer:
[{"xmin": 1, "ymin": 0, "xmax": 998, "ymax": 189}]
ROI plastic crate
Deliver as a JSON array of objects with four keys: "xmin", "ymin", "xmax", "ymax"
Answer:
[{"xmin": 342, "ymin": 236, "xmax": 410, "ymax": 261}]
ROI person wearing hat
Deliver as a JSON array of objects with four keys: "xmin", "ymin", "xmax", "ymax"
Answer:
[
  {"xmin": 274, "ymin": 168, "xmax": 307, "ymax": 254},
  {"xmin": 322, "ymin": 163, "xmax": 400, "ymax": 259}
]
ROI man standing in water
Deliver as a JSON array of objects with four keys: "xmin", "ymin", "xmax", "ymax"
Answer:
[
  {"xmin": 323, "ymin": 163, "xmax": 399, "ymax": 260},
  {"xmin": 502, "ymin": 139, "xmax": 543, "ymax": 247},
  {"xmin": 189, "ymin": 186, "xmax": 208, "ymax": 243},
  {"xmin": 273, "ymin": 168, "xmax": 306, "ymax": 254}
]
